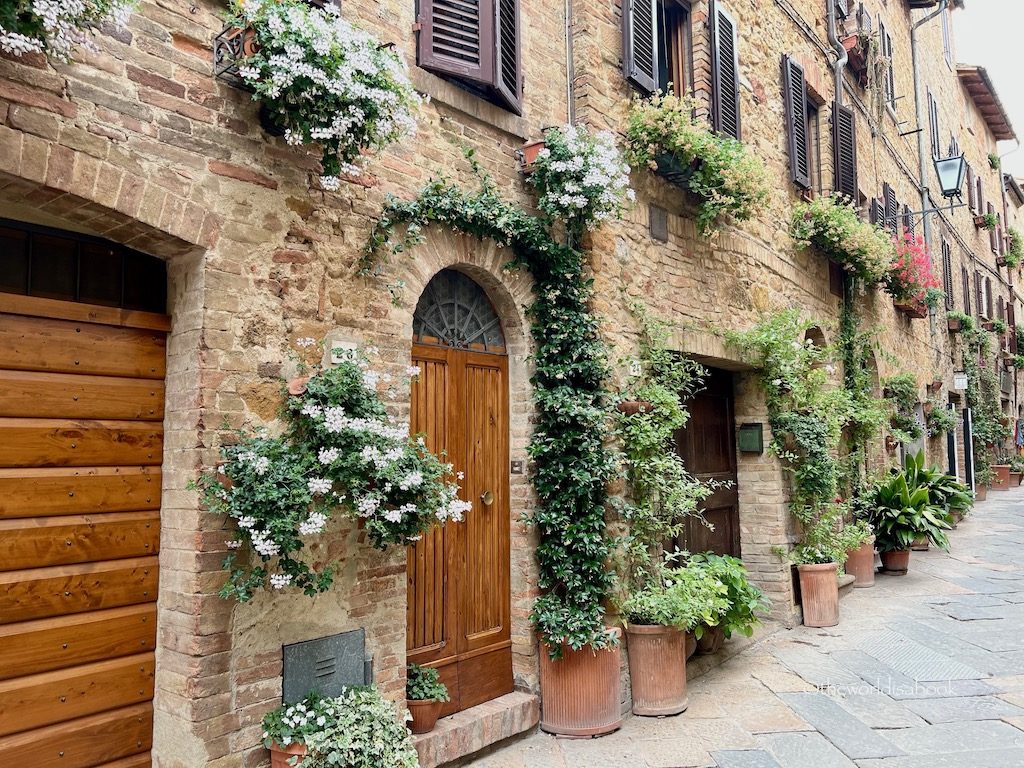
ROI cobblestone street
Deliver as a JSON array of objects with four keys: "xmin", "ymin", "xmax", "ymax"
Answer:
[{"xmin": 468, "ymin": 488, "xmax": 1024, "ymax": 768}]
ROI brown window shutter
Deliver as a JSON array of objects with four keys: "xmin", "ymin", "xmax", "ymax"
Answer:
[
  {"xmin": 782, "ymin": 55, "xmax": 810, "ymax": 189},
  {"xmin": 835, "ymin": 0, "xmax": 849, "ymax": 19},
  {"xmin": 623, "ymin": 0, "xmax": 658, "ymax": 94},
  {"xmin": 978, "ymin": 176, "xmax": 985, "ymax": 213},
  {"xmin": 712, "ymin": 7, "xmax": 741, "ymax": 140},
  {"xmin": 902, "ymin": 204, "xmax": 914, "ymax": 238},
  {"xmin": 963, "ymin": 266, "xmax": 971, "ymax": 316},
  {"xmin": 883, "ymin": 183, "xmax": 898, "ymax": 235},
  {"xmin": 998, "ymin": 215, "xmax": 1005, "ymax": 256},
  {"xmin": 942, "ymin": 240, "xmax": 954, "ymax": 310},
  {"xmin": 869, "ymin": 198, "xmax": 882, "ymax": 225},
  {"xmin": 999, "ymin": 296, "xmax": 1005, "ymax": 322},
  {"xmin": 927, "ymin": 91, "xmax": 940, "ymax": 158},
  {"xmin": 966, "ymin": 165, "xmax": 976, "ymax": 212},
  {"xmin": 987, "ymin": 277, "xmax": 994, "ymax": 318},
  {"xmin": 832, "ymin": 102, "xmax": 857, "ymax": 200},
  {"xmin": 418, "ymin": 0, "xmax": 494, "ymax": 85},
  {"xmin": 493, "ymin": 0, "xmax": 522, "ymax": 113},
  {"xmin": 989, "ymin": 203, "xmax": 998, "ymax": 252},
  {"xmin": 976, "ymin": 269, "xmax": 984, "ymax": 316}
]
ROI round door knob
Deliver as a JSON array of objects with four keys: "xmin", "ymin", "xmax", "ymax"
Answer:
[{"xmin": 480, "ymin": 490, "xmax": 494, "ymax": 506}]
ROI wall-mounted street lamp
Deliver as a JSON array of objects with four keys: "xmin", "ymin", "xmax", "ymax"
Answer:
[{"xmin": 902, "ymin": 152, "xmax": 969, "ymax": 226}]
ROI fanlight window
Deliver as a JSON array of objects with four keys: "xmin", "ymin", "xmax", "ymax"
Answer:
[{"xmin": 413, "ymin": 269, "xmax": 506, "ymax": 353}]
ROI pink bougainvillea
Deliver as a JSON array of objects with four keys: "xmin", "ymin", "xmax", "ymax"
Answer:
[{"xmin": 884, "ymin": 233, "xmax": 941, "ymax": 305}]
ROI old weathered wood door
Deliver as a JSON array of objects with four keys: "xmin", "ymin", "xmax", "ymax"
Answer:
[
  {"xmin": 0, "ymin": 220, "xmax": 168, "ymax": 768},
  {"xmin": 676, "ymin": 367, "xmax": 741, "ymax": 557},
  {"xmin": 406, "ymin": 269, "xmax": 512, "ymax": 715}
]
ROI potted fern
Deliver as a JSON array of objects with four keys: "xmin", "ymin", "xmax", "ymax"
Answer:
[{"xmin": 405, "ymin": 663, "xmax": 450, "ymax": 735}]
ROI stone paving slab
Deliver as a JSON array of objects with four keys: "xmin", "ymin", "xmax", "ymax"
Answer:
[
  {"xmin": 777, "ymin": 693, "xmax": 902, "ymax": 759},
  {"xmin": 830, "ymin": 649, "xmax": 998, "ymax": 699},
  {"xmin": 754, "ymin": 732, "xmax": 858, "ymax": 768},
  {"xmin": 854, "ymin": 748, "xmax": 1024, "ymax": 768},
  {"xmin": 881, "ymin": 719, "xmax": 1024, "ymax": 753},
  {"xmin": 826, "ymin": 690, "xmax": 928, "ymax": 729},
  {"xmin": 902, "ymin": 694, "xmax": 1024, "ymax": 723},
  {"xmin": 857, "ymin": 630, "xmax": 986, "ymax": 681},
  {"xmin": 710, "ymin": 749, "xmax": 783, "ymax": 768}
]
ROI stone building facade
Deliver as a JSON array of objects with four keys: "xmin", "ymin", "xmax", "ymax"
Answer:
[{"xmin": 0, "ymin": 1, "xmax": 1018, "ymax": 767}]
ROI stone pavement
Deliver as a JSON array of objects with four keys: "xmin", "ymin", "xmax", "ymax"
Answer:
[{"xmin": 465, "ymin": 486, "xmax": 1024, "ymax": 767}]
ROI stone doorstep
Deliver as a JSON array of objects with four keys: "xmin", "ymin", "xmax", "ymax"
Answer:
[{"xmin": 412, "ymin": 691, "xmax": 539, "ymax": 768}]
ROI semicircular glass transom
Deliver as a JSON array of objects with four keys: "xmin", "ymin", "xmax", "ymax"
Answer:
[{"xmin": 413, "ymin": 269, "xmax": 506, "ymax": 353}]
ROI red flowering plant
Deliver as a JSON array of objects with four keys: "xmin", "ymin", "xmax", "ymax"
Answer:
[{"xmin": 884, "ymin": 233, "xmax": 942, "ymax": 311}]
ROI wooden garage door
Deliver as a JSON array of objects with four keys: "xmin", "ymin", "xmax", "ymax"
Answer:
[{"xmin": 0, "ymin": 293, "xmax": 168, "ymax": 768}]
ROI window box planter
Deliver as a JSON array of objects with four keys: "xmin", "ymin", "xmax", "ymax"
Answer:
[
  {"xmin": 538, "ymin": 628, "xmax": 622, "ymax": 736},
  {"xmin": 652, "ymin": 151, "xmax": 702, "ymax": 190},
  {"xmin": 518, "ymin": 139, "xmax": 546, "ymax": 175},
  {"xmin": 894, "ymin": 300, "xmax": 928, "ymax": 319},
  {"xmin": 947, "ymin": 316, "xmax": 963, "ymax": 332},
  {"xmin": 624, "ymin": 624, "xmax": 688, "ymax": 717},
  {"xmin": 797, "ymin": 563, "xmax": 839, "ymax": 627},
  {"xmin": 998, "ymin": 255, "xmax": 1009, "ymax": 267},
  {"xmin": 982, "ymin": 320, "xmax": 996, "ymax": 331}
]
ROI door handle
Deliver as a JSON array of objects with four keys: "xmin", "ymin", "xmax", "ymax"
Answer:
[{"xmin": 480, "ymin": 490, "xmax": 494, "ymax": 506}]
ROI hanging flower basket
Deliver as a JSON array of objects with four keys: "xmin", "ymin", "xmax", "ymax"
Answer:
[
  {"xmin": 894, "ymin": 300, "xmax": 928, "ymax": 319},
  {"xmin": 653, "ymin": 152, "xmax": 702, "ymax": 190}
]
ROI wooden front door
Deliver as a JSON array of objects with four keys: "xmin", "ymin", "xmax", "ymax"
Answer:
[
  {"xmin": 406, "ymin": 269, "xmax": 512, "ymax": 715},
  {"xmin": 676, "ymin": 367, "xmax": 741, "ymax": 557}
]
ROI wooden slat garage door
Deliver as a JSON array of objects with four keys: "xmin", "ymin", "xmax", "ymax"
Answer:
[{"xmin": 0, "ymin": 294, "xmax": 168, "ymax": 768}]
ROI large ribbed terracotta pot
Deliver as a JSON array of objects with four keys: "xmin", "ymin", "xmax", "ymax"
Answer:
[
  {"xmin": 845, "ymin": 535, "xmax": 875, "ymax": 587},
  {"xmin": 976, "ymin": 483, "xmax": 989, "ymax": 501},
  {"xmin": 539, "ymin": 628, "xmax": 622, "ymax": 737},
  {"xmin": 625, "ymin": 624, "xmax": 688, "ymax": 717},
  {"xmin": 269, "ymin": 742, "xmax": 307, "ymax": 768},
  {"xmin": 797, "ymin": 562, "xmax": 839, "ymax": 628},
  {"xmin": 695, "ymin": 624, "xmax": 725, "ymax": 655},
  {"xmin": 1011, "ymin": 471, "xmax": 1023, "ymax": 486},
  {"xmin": 684, "ymin": 631, "xmax": 697, "ymax": 659},
  {"xmin": 880, "ymin": 548, "xmax": 911, "ymax": 574},
  {"xmin": 992, "ymin": 464, "xmax": 1011, "ymax": 490}
]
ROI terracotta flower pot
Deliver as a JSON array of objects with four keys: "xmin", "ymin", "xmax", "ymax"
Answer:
[
  {"xmin": 684, "ymin": 631, "xmax": 697, "ymax": 659},
  {"xmin": 894, "ymin": 300, "xmax": 928, "ymax": 319},
  {"xmin": 269, "ymin": 742, "xmax": 307, "ymax": 768},
  {"xmin": 976, "ymin": 483, "xmax": 988, "ymax": 501},
  {"xmin": 797, "ymin": 562, "xmax": 839, "ymax": 627},
  {"xmin": 845, "ymin": 536, "xmax": 875, "ymax": 588},
  {"xmin": 406, "ymin": 698, "xmax": 444, "ymax": 734},
  {"xmin": 625, "ymin": 624, "xmax": 688, "ymax": 717},
  {"xmin": 947, "ymin": 317, "xmax": 962, "ymax": 332},
  {"xmin": 1013, "ymin": 471, "xmax": 1023, "ymax": 486},
  {"xmin": 695, "ymin": 624, "xmax": 725, "ymax": 655},
  {"xmin": 991, "ymin": 464, "xmax": 1011, "ymax": 489},
  {"xmin": 911, "ymin": 535, "xmax": 930, "ymax": 551},
  {"xmin": 519, "ymin": 139, "xmax": 546, "ymax": 174},
  {"xmin": 538, "ymin": 628, "xmax": 622, "ymax": 737},
  {"xmin": 880, "ymin": 549, "xmax": 911, "ymax": 574}
]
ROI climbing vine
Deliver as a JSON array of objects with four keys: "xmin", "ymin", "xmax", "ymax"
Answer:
[
  {"xmin": 960, "ymin": 325, "xmax": 1009, "ymax": 475},
  {"xmin": 363, "ymin": 139, "xmax": 630, "ymax": 655}
]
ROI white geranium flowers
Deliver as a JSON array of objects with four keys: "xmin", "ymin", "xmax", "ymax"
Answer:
[
  {"xmin": 228, "ymin": 0, "xmax": 419, "ymax": 192},
  {"xmin": 0, "ymin": 0, "xmax": 136, "ymax": 61}
]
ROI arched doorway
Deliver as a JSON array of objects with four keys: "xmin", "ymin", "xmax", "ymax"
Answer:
[{"xmin": 407, "ymin": 269, "xmax": 512, "ymax": 715}]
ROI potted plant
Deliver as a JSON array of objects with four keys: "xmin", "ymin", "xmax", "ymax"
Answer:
[
  {"xmin": 946, "ymin": 311, "xmax": 973, "ymax": 333},
  {"xmin": 989, "ymin": 152, "xmax": 1001, "ymax": 170},
  {"xmin": 625, "ymin": 94, "xmax": 770, "ymax": 235},
  {"xmin": 686, "ymin": 552, "xmax": 770, "ymax": 649},
  {"xmin": 262, "ymin": 688, "xmax": 418, "ymax": 768},
  {"xmin": 791, "ymin": 195, "xmax": 894, "ymax": 284},
  {"xmin": 884, "ymin": 234, "xmax": 941, "ymax": 320},
  {"xmin": 1009, "ymin": 455, "xmax": 1024, "ymax": 486},
  {"xmin": 519, "ymin": 138, "xmax": 547, "ymax": 174},
  {"xmin": 839, "ymin": 518, "xmax": 875, "ymax": 588},
  {"xmin": 882, "ymin": 373, "xmax": 924, "ymax": 446},
  {"xmin": 406, "ymin": 663, "xmax": 450, "ymax": 735},
  {"xmin": 991, "ymin": 461, "xmax": 1011, "ymax": 490},
  {"xmin": 975, "ymin": 212, "xmax": 999, "ymax": 231},
  {"xmin": 0, "ymin": 0, "xmax": 136, "ymax": 61},
  {"xmin": 925, "ymin": 400, "xmax": 957, "ymax": 438},
  {"xmin": 866, "ymin": 453, "xmax": 952, "ymax": 574},
  {"xmin": 537, "ymin": 627, "xmax": 623, "ymax": 736}
]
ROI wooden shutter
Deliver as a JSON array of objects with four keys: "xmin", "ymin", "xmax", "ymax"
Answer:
[
  {"xmin": 999, "ymin": 295, "xmax": 1006, "ymax": 322},
  {"xmin": 976, "ymin": 269, "xmax": 984, "ymax": 316},
  {"xmin": 997, "ymin": 214, "xmax": 1005, "ymax": 255},
  {"xmin": 963, "ymin": 266, "xmax": 971, "ymax": 316},
  {"xmin": 869, "ymin": 198, "xmax": 882, "ymax": 225},
  {"xmin": 903, "ymin": 204, "xmax": 915, "ymax": 237},
  {"xmin": 418, "ymin": 0, "xmax": 494, "ymax": 84},
  {"xmin": 883, "ymin": 183, "xmax": 898, "ymax": 235},
  {"xmin": 493, "ymin": 0, "xmax": 521, "ymax": 112},
  {"xmin": 942, "ymin": 240, "xmax": 954, "ymax": 310},
  {"xmin": 712, "ymin": 7, "xmax": 741, "ymax": 140},
  {"xmin": 782, "ymin": 55, "xmax": 810, "ymax": 189},
  {"xmin": 978, "ymin": 176, "xmax": 985, "ymax": 213},
  {"xmin": 623, "ymin": 0, "xmax": 658, "ymax": 94},
  {"xmin": 835, "ymin": 0, "xmax": 849, "ymax": 19},
  {"xmin": 832, "ymin": 102, "xmax": 858, "ymax": 200},
  {"xmin": 989, "ymin": 203, "xmax": 999, "ymax": 252},
  {"xmin": 987, "ymin": 277, "xmax": 994, "ymax": 318},
  {"xmin": 967, "ymin": 165, "xmax": 976, "ymax": 211}
]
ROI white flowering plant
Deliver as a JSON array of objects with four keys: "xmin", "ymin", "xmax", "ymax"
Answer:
[
  {"xmin": 262, "ymin": 688, "xmax": 418, "ymax": 768},
  {"xmin": 227, "ymin": 0, "xmax": 419, "ymax": 191},
  {"xmin": 0, "ymin": 0, "xmax": 136, "ymax": 60},
  {"xmin": 198, "ymin": 350, "xmax": 468, "ymax": 601},
  {"xmin": 528, "ymin": 124, "xmax": 634, "ymax": 231}
]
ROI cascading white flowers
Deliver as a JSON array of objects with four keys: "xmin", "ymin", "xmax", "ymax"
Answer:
[
  {"xmin": 0, "ymin": 0, "xmax": 136, "ymax": 60},
  {"xmin": 228, "ymin": 0, "xmax": 420, "ymax": 192},
  {"xmin": 528, "ymin": 124, "xmax": 634, "ymax": 230}
]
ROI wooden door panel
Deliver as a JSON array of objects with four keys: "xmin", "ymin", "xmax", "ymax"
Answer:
[
  {"xmin": 0, "ymin": 313, "xmax": 166, "ymax": 379},
  {"xmin": 0, "ymin": 467, "xmax": 161, "ymax": 519},
  {"xmin": 0, "ymin": 702, "xmax": 152, "ymax": 768},
  {"xmin": 0, "ymin": 511, "xmax": 160, "ymax": 571},
  {"xmin": 0, "ymin": 370, "xmax": 165, "ymax": 420},
  {"xmin": 0, "ymin": 418, "xmax": 163, "ymax": 468},
  {"xmin": 0, "ymin": 605, "xmax": 157, "ymax": 681},
  {"xmin": 0, "ymin": 652, "xmax": 155, "ymax": 737},
  {"xmin": 0, "ymin": 557, "xmax": 159, "ymax": 624}
]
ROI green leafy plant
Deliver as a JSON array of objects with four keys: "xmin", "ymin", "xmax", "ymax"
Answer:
[
  {"xmin": 947, "ymin": 310, "xmax": 974, "ymax": 332},
  {"xmin": 882, "ymin": 373, "xmax": 923, "ymax": 444},
  {"xmin": 791, "ymin": 194, "xmax": 894, "ymax": 283},
  {"xmin": 406, "ymin": 663, "xmax": 450, "ymax": 702},
  {"xmin": 614, "ymin": 304, "xmax": 712, "ymax": 589},
  {"xmin": 991, "ymin": 318, "xmax": 1008, "ymax": 335},
  {"xmin": 989, "ymin": 152, "xmax": 1001, "ymax": 170},
  {"xmin": 866, "ymin": 453, "xmax": 952, "ymax": 552},
  {"xmin": 960, "ymin": 325, "xmax": 1009, "ymax": 452},
  {"xmin": 925, "ymin": 400, "xmax": 958, "ymax": 437},
  {"xmin": 0, "ymin": 0, "xmax": 136, "ymax": 60},
  {"xmin": 685, "ymin": 553, "xmax": 770, "ymax": 638},
  {"xmin": 261, "ymin": 688, "xmax": 418, "ymax": 768},
  {"xmin": 1006, "ymin": 227, "xmax": 1023, "ymax": 268},
  {"xmin": 975, "ymin": 460, "xmax": 995, "ymax": 487},
  {"xmin": 528, "ymin": 124, "xmax": 634, "ymax": 231},
  {"xmin": 980, "ymin": 212, "xmax": 999, "ymax": 231},
  {"xmin": 625, "ymin": 93, "xmax": 770, "ymax": 235},
  {"xmin": 197, "ymin": 351, "xmax": 467, "ymax": 601},
  {"xmin": 363, "ymin": 152, "xmax": 617, "ymax": 657},
  {"xmin": 775, "ymin": 502, "xmax": 849, "ymax": 565},
  {"xmin": 620, "ymin": 561, "xmax": 729, "ymax": 636},
  {"xmin": 228, "ymin": 0, "xmax": 419, "ymax": 190},
  {"xmin": 837, "ymin": 518, "xmax": 873, "ymax": 552},
  {"xmin": 1008, "ymin": 455, "xmax": 1024, "ymax": 473}
]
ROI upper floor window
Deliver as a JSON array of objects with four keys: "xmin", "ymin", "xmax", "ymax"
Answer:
[
  {"xmin": 625, "ymin": 0, "xmax": 693, "ymax": 96},
  {"xmin": 878, "ymin": 20, "xmax": 895, "ymax": 113},
  {"xmin": 416, "ymin": 0, "xmax": 522, "ymax": 114}
]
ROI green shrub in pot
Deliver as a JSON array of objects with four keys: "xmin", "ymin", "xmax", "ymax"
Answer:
[
  {"xmin": 620, "ymin": 562, "xmax": 729, "ymax": 636},
  {"xmin": 685, "ymin": 553, "xmax": 771, "ymax": 639},
  {"xmin": 866, "ymin": 457, "xmax": 952, "ymax": 552}
]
